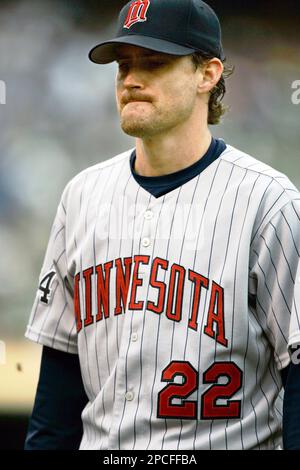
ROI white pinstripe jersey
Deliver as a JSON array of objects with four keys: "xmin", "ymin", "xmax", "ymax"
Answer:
[{"xmin": 25, "ymin": 144, "xmax": 300, "ymax": 450}]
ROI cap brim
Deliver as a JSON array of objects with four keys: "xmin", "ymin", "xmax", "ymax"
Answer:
[{"xmin": 89, "ymin": 35, "xmax": 198, "ymax": 64}]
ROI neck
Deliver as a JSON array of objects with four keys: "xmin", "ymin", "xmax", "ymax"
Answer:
[{"xmin": 134, "ymin": 115, "xmax": 212, "ymax": 177}]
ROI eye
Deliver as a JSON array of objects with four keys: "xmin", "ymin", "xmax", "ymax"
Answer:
[
  {"xmin": 146, "ymin": 60, "xmax": 166, "ymax": 69},
  {"xmin": 117, "ymin": 59, "xmax": 168, "ymax": 73},
  {"xmin": 117, "ymin": 62, "xmax": 129, "ymax": 72}
]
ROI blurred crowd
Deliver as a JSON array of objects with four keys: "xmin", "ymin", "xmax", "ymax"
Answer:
[{"xmin": 0, "ymin": 0, "xmax": 299, "ymax": 338}]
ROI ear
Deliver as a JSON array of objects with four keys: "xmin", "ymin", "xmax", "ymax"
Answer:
[{"xmin": 197, "ymin": 58, "xmax": 224, "ymax": 94}]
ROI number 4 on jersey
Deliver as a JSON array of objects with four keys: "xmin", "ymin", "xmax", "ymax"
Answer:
[{"xmin": 38, "ymin": 270, "xmax": 56, "ymax": 304}]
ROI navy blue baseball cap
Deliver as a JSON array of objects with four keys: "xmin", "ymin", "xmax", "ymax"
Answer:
[{"xmin": 89, "ymin": 0, "xmax": 225, "ymax": 64}]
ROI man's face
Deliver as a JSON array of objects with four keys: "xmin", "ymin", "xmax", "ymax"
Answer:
[{"xmin": 115, "ymin": 45, "xmax": 201, "ymax": 139}]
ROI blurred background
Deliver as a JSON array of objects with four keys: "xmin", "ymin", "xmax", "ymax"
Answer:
[{"xmin": 0, "ymin": 0, "xmax": 299, "ymax": 449}]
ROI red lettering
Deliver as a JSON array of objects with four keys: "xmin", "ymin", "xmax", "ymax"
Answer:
[
  {"xmin": 188, "ymin": 270, "xmax": 209, "ymax": 331},
  {"xmin": 114, "ymin": 257, "xmax": 133, "ymax": 316},
  {"xmin": 204, "ymin": 281, "xmax": 228, "ymax": 347},
  {"xmin": 147, "ymin": 257, "xmax": 168, "ymax": 314},
  {"xmin": 166, "ymin": 264, "xmax": 186, "ymax": 322},
  {"xmin": 128, "ymin": 255, "xmax": 150, "ymax": 310},
  {"xmin": 95, "ymin": 261, "xmax": 113, "ymax": 321},
  {"xmin": 83, "ymin": 267, "xmax": 94, "ymax": 327},
  {"xmin": 124, "ymin": 0, "xmax": 150, "ymax": 29},
  {"xmin": 74, "ymin": 273, "xmax": 82, "ymax": 333}
]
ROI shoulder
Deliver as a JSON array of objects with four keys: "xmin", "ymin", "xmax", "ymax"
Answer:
[
  {"xmin": 68, "ymin": 148, "xmax": 133, "ymax": 188},
  {"xmin": 221, "ymin": 145, "xmax": 299, "ymax": 194},
  {"xmin": 221, "ymin": 144, "xmax": 300, "ymax": 205},
  {"xmin": 60, "ymin": 148, "xmax": 134, "ymax": 206},
  {"xmin": 221, "ymin": 144, "xmax": 300, "ymax": 240}
]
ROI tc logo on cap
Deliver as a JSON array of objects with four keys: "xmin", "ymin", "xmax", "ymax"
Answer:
[{"xmin": 124, "ymin": 0, "xmax": 150, "ymax": 29}]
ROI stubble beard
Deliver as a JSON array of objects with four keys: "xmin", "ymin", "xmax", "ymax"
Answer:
[
  {"xmin": 120, "ymin": 100, "xmax": 195, "ymax": 139},
  {"xmin": 120, "ymin": 102, "xmax": 164, "ymax": 138}
]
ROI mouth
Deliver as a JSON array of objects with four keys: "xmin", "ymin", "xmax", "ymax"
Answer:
[
  {"xmin": 125, "ymin": 100, "xmax": 150, "ymax": 104},
  {"xmin": 122, "ymin": 100, "xmax": 152, "ymax": 112},
  {"xmin": 121, "ymin": 94, "xmax": 152, "ymax": 106}
]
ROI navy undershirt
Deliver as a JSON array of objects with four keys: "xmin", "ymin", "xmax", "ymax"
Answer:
[
  {"xmin": 25, "ymin": 347, "xmax": 88, "ymax": 450},
  {"xmin": 130, "ymin": 137, "xmax": 226, "ymax": 198},
  {"xmin": 25, "ymin": 138, "xmax": 300, "ymax": 450}
]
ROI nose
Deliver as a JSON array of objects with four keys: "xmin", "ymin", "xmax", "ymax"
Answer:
[{"xmin": 119, "ymin": 64, "xmax": 144, "ymax": 89}]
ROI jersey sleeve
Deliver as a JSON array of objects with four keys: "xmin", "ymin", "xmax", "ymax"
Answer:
[
  {"xmin": 25, "ymin": 184, "xmax": 78, "ymax": 354},
  {"xmin": 249, "ymin": 199, "xmax": 300, "ymax": 370}
]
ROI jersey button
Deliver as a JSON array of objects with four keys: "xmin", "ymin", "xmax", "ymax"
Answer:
[
  {"xmin": 125, "ymin": 391, "xmax": 134, "ymax": 401},
  {"xmin": 144, "ymin": 210, "xmax": 153, "ymax": 220},
  {"xmin": 142, "ymin": 237, "xmax": 151, "ymax": 247},
  {"xmin": 131, "ymin": 332, "xmax": 138, "ymax": 342}
]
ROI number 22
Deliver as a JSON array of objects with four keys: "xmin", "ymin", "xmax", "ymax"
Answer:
[{"xmin": 157, "ymin": 360, "xmax": 243, "ymax": 420}]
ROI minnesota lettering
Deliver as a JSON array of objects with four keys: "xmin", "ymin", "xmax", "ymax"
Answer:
[{"xmin": 74, "ymin": 255, "xmax": 228, "ymax": 347}]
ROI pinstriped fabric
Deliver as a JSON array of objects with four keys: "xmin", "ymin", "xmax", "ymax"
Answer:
[{"xmin": 25, "ymin": 145, "xmax": 300, "ymax": 450}]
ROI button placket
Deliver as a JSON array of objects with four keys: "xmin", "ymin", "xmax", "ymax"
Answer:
[
  {"xmin": 141, "ymin": 237, "xmax": 151, "ymax": 247},
  {"xmin": 125, "ymin": 391, "xmax": 134, "ymax": 401},
  {"xmin": 141, "ymin": 209, "xmax": 155, "ymax": 250},
  {"xmin": 144, "ymin": 210, "xmax": 154, "ymax": 221},
  {"xmin": 131, "ymin": 332, "xmax": 138, "ymax": 342}
]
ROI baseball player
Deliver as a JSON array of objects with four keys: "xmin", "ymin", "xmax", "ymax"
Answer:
[{"xmin": 24, "ymin": 0, "xmax": 300, "ymax": 450}]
